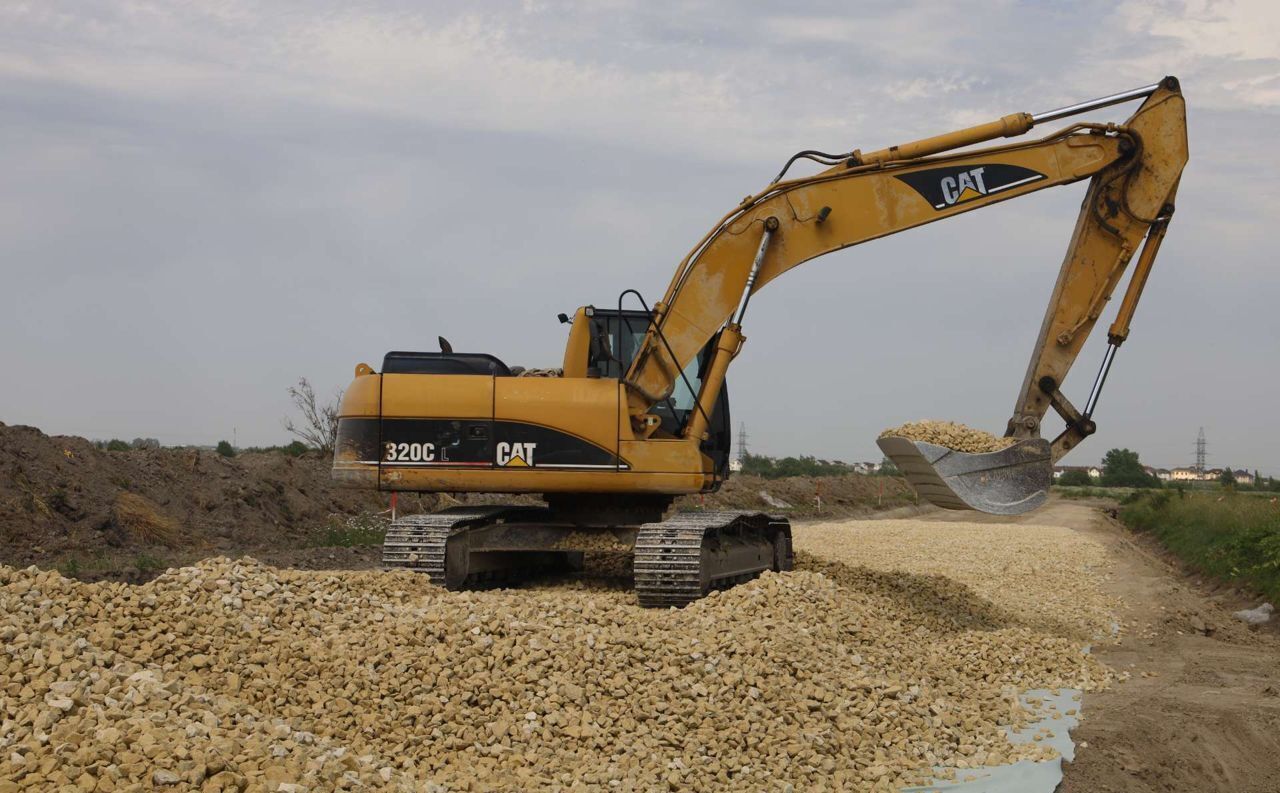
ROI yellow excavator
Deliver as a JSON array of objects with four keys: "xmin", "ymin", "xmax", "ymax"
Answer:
[{"xmin": 333, "ymin": 77, "xmax": 1188, "ymax": 605}]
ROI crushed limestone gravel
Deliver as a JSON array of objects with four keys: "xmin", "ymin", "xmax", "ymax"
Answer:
[
  {"xmin": 1, "ymin": 517, "xmax": 1116, "ymax": 792},
  {"xmin": 880, "ymin": 420, "xmax": 1018, "ymax": 454}
]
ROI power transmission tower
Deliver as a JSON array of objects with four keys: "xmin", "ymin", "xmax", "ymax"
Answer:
[
  {"xmin": 1194, "ymin": 427, "xmax": 1207, "ymax": 474},
  {"xmin": 736, "ymin": 421, "xmax": 750, "ymax": 462}
]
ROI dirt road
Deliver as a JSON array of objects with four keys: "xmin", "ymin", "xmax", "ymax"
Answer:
[{"xmin": 931, "ymin": 500, "xmax": 1280, "ymax": 792}]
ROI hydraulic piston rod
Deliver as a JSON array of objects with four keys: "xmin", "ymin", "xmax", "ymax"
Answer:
[{"xmin": 1031, "ymin": 82, "xmax": 1164, "ymax": 126}]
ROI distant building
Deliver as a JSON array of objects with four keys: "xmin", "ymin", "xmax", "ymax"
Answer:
[
  {"xmin": 1170, "ymin": 467, "xmax": 1200, "ymax": 481},
  {"xmin": 1053, "ymin": 466, "xmax": 1100, "ymax": 480},
  {"xmin": 1234, "ymin": 470, "xmax": 1254, "ymax": 485}
]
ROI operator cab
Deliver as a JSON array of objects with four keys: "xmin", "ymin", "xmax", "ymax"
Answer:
[{"xmin": 572, "ymin": 307, "xmax": 733, "ymax": 480}]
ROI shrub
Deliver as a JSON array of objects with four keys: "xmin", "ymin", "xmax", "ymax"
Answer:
[
  {"xmin": 285, "ymin": 378, "xmax": 342, "ymax": 454},
  {"xmin": 1058, "ymin": 469, "xmax": 1092, "ymax": 487},
  {"xmin": 740, "ymin": 453, "xmax": 859, "ymax": 479},
  {"xmin": 216, "ymin": 440, "xmax": 236, "ymax": 458},
  {"xmin": 105, "ymin": 439, "xmax": 131, "ymax": 452}
]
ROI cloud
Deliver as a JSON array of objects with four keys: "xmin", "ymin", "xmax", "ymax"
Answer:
[{"xmin": 0, "ymin": 0, "xmax": 1276, "ymax": 470}]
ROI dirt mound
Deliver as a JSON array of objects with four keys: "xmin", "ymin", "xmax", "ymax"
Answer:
[
  {"xmin": 699, "ymin": 473, "xmax": 916, "ymax": 518},
  {"xmin": 0, "ymin": 423, "xmax": 434, "ymax": 566},
  {"xmin": 0, "ymin": 421, "xmax": 914, "ymax": 575}
]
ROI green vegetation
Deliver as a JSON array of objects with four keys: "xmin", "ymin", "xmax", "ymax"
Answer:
[
  {"xmin": 314, "ymin": 512, "xmax": 387, "ymax": 547},
  {"xmin": 103, "ymin": 439, "xmax": 131, "ymax": 452},
  {"xmin": 740, "ymin": 453, "xmax": 856, "ymax": 479},
  {"xmin": 240, "ymin": 441, "xmax": 310, "ymax": 457},
  {"xmin": 215, "ymin": 440, "xmax": 236, "ymax": 458},
  {"xmin": 1055, "ymin": 485, "xmax": 1112, "ymax": 500},
  {"xmin": 1101, "ymin": 448, "xmax": 1160, "ymax": 488},
  {"xmin": 1120, "ymin": 490, "xmax": 1280, "ymax": 602},
  {"xmin": 1058, "ymin": 469, "xmax": 1093, "ymax": 486},
  {"xmin": 134, "ymin": 553, "xmax": 166, "ymax": 574}
]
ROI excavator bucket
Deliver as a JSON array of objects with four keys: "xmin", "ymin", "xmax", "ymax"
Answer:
[{"xmin": 876, "ymin": 436, "xmax": 1052, "ymax": 516}]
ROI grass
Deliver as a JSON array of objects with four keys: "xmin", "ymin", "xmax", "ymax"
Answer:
[
  {"xmin": 113, "ymin": 492, "xmax": 180, "ymax": 547},
  {"xmin": 1054, "ymin": 485, "xmax": 1135, "ymax": 500},
  {"xmin": 134, "ymin": 553, "xmax": 166, "ymax": 574},
  {"xmin": 313, "ymin": 511, "xmax": 388, "ymax": 547},
  {"xmin": 1120, "ymin": 490, "xmax": 1280, "ymax": 602}
]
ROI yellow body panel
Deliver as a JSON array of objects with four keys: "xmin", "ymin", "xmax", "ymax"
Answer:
[
  {"xmin": 332, "ymin": 369, "xmax": 717, "ymax": 494},
  {"xmin": 381, "ymin": 373, "xmax": 492, "ymax": 418},
  {"xmin": 337, "ymin": 371, "xmax": 380, "ymax": 417},
  {"xmin": 494, "ymin": 376, "xmax": 619, "ymax": 457}
]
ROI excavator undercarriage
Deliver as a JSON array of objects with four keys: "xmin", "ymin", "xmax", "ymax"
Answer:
[{"xmin": 383, "ymin": 506, "xmax": 793, "ymax": 607}]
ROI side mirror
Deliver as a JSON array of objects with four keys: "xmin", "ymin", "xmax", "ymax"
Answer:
[{"xmin": 557, "ymin": 312, "xmax": 571, "ymax": 324}]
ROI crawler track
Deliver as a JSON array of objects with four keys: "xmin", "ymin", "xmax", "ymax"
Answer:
[
  {"xmin": 634, "ymin": 511, "xmax": 792, "ymax": 608},
  {"xmin": 382, "ymin": 506, "xmax": 518, "ymax": 586},
  {"xmin": 385, "ymin": 506, "xmax": 791, "ymax": 605}
]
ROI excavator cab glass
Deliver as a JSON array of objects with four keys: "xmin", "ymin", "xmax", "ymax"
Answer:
[{"xmin": 586, "ymin": 308, "xmax": 732, "ymax": 478}]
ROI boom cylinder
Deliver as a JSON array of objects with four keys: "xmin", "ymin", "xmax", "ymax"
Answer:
[
  {"xmin": 684, "ymin": 326, "xmax": 743, "ymax": 442},
  {"xmin": 854, "ymin": 80, "xmax": 1167, "ymax": 167},
  {"xmin": 1108, "ymin": 213, "xmax": 1172, "ymax": 344}
]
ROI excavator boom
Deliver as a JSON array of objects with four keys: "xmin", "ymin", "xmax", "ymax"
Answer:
[{"xmin": 622, "ymin": 77, "xmax": 1187, "ymax": 512}]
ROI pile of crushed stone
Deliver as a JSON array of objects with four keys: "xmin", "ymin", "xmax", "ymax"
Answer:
[
  {"xmin": 1, "ymin": 521, "xmax": 1116, "ymax": 791},
  {"xmin": 880, "ymin": 420, "xmax": 1018, "ymax": 454}
]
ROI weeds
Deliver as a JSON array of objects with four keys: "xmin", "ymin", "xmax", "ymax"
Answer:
[
  {"xmin": 1055, "ymin": 486, "xmax": 1112, "ymax": 500},
  {"xmin": 113, "ymin": 492, "xmax": 180, "ymax": 547},
  {"xmin": 134, "ymin": 553, "xmax": 166, "ymax": 574},
  {"xmin": 313, "ymin": 511, "xmax": 387, "ymax": 547},
  {"xmin": 1120, "ymin": 491, "xmax": 1280, "ymax": 602},
  {"xmin": 59, "ymin": 556, "xmax": 81, "ymax": 577}
]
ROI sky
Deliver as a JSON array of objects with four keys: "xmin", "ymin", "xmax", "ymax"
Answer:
[{"xmin": 0, "ymin": 0, "xmax": 1277, "ymax": 472}]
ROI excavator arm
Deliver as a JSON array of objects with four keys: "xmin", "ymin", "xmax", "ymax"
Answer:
[{"xmin": 620, "ymin": 77, "xmax": 1187, "ymax": 510}]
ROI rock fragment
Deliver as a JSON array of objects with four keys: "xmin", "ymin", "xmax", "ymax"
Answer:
[
  {"xmin": 880, "ymin": 420, "xmax": 1018, "ymax": 453},
  {"xmin": 1, "ymin": 519, "xmax": 1115, "ymax": 791}
]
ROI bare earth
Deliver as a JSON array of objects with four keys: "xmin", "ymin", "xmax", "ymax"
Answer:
[{"xmin": 925, "ymin": 500, "xmax": 1280, "ymax": 793}]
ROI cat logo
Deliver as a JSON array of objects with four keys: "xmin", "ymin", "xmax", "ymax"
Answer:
[
  {"xmin": 895, "ymin": 163, "xmax": 1048, "ymax": 211},
  {"xmin": 940, "ymin": 167, "xmax": 988, "ymax": 206},
  {"xmin": 496, "ymin": 442, "xmax": 537, "ymax": 467}
]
